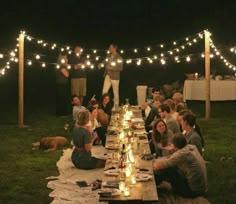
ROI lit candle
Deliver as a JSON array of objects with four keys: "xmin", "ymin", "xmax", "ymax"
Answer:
[
  {"xmin": 125, "ymin": 166, "xmax": 132, "ymax": 177},
  {"xmin": 124, "ymin": 186, "xmax": 130, "ymax": 196},
  {"xmin": 119, "ymin": 132, "xmax": 124, "ymax": 139},
  {"xmin": 195, "ymin": 72, "xmax": 198, "ymax": 79},
  {"xmin": 119, "ymin": 181, "xmax": 125, "ymax": 192},
  {"xmin": 130, "ymin": 175, "xmax": 136, "ymax": 185},
  {"xmin": 128, "ymin": 150, "xmax": 135, "ymax": 163}
]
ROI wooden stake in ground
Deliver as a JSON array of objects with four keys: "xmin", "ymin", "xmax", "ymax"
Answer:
[
  {"xmin": 204, "ymin": 30, "xmax": 210, "ymax": 119},
  {"xmin": 18, "ymin": 32, "xmax": 25, "ymax": 128}
]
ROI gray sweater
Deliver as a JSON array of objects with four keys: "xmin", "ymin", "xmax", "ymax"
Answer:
[{"xmin": 104, "ymin": 53, "xmax": 123, "ymax": 80}]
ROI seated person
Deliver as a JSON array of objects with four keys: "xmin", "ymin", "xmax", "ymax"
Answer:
[
  {"xmin": 176, "ymin": 102, "xmax": 186, "ymax": 113},
  {"xmin": 87, "ymin": 105, "xmax": 107, "ymax": 146},
  {"xmin": 179, "ymin": 111, "xmax": 204, "ymax": 155},
  {"xmin": 164, "ymin": 99, "xmax": 178, "ymax": 121},
  {"xmin": 99, "ymin": 93, "xmax": 112, "ymax": 123},
  {"xmin": 144, "ymin": 87, "xmax": 161, "ymax": 108},
  {"xmin": 71, "ymin": 110, "xmax": 106, "ymax": 170},
  {"xmin": 153, "ymin": 133, "xmax": 208, "ymax": 198},
  {"xmin": 151, "ymin": 119, "xmax": 174, "ymax": 157},
  {"xmin": 86, "ymin": 105, "xmax": 100, "ymax": 136},
  {"xmin": 88, "ymin": 99, "xmax": 110, "ymax": 146},
  {"xmin": 172, "ymin": 92, "xmax": 187, "ymax": 108},
  {"xmin": 158, "ymin": 104, "xmax": 180, "ymax": 134},
  {"xmin": 71, "ymin": 94, "xmax": 86, "ymax": 126},
  {"xmin": 143, "ymin": 95, "xmax": 165, "ymax": 133}
]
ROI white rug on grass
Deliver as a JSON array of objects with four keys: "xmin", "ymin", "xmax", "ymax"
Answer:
[
  {"xmin": 47, "ymin": 146, "xmax": 211, "ymax": 204},
  {"xmin": 47, "ymin": 146, "xmax": 108, "ymax": 204}
]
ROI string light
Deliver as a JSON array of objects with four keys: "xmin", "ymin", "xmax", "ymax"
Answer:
[
  {"xmin": 160, "ymin": 59, "xmax": 166, "ymax": 65},
  {"xmin": 2, "ymin": 30, "xmax": 236, "ymax": 78},
  {"xmin": 27, "ymin": 61, "xmax": 32, "ymax": 66},
  {"xmin": 186, "ymin": 56, "xmax": 191, "ymax": 62},
  {"xmin": 210, "ymin": 37, "xmax": 236, "ymax": 72}
]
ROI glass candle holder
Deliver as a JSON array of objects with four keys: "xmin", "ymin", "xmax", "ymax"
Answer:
[
  {"xmin": 125, "ymin": 165, "xmax": 132, "ymax": 177},
  {"xmin": 130, "ymin": 175, "xmax": 136, "ymax": 185},
  {"xmin": 119, "ymin": 181, "xmax": 125, "ymax": 192},
  {"xmin": 124, "ymin": 186, "xmax": 130, "ymax": 196}
]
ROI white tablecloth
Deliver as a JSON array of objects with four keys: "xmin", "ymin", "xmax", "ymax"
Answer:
[{"xmin": 183, "ymin": 80, "xmax": 236, "ymax": 101}]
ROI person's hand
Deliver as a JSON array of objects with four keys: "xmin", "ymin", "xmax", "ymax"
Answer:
[
  {"xmin": 105, "ymin": 65, "xmax": 112, "ymax": 70},
  {"xmin": 162, "ymin": 144, "xmax": 174, "ymax": 151},
  {"xmin": 98, "ymin": 63, "xmax": 104, "ymax": 69},
  {"xmin": 74, "ymin": 63, "xmax": 83, "ymax": 70},
  {"xmin": 92, "ymin": 132, "xmax": 98, "ymax": 141},
  {"xmin": 152, "ymin": 159, "xmax": 165, "ymax": 170},
  {"xmin": 90, "ymin": 94, "xmax": 96, "ymax": 101}
]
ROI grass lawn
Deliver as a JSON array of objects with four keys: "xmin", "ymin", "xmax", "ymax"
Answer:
[{"xmin": 0, "ymin": 101, "xmax": 235, "ymax": 204}]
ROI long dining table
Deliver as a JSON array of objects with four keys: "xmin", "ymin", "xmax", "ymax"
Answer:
[{"xmin": 98, "ymin": 106, "xmax": 159, "ymax": 203}]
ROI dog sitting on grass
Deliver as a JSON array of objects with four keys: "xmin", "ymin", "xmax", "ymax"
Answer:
[{"xmin": 32, "ymin": 136, "xmax": 69, "ymax": 152}]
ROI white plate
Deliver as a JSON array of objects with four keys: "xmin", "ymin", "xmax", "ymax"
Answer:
[
  {"xmin": 135, "ymin": 173, "xmax": 152, "ymax": 181},
  {"xmin": 98, "ymin": 188, "xmax": 121, "ymax": 196},
  {"xmin": 105, "ymin": 144, "xmax": 120, "ymax": 150}
]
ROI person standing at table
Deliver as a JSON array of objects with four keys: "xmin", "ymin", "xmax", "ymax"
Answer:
[
  {"xmin": 69, "ymin": 46, "xmax": 87, "ymax": 105},
  {"xmin": 98, "ymin": 43, "xmax": 123, "ymax": 109},
  {"xmin": 55, "ymin": 53, "xmax": 70, "ymax": 116}
]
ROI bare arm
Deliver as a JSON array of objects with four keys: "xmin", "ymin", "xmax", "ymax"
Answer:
[
  {"xmin": 61, "ymin": 68, "xmax": 69, "ymax": 78},
  {"xmin": 153, "ymin": 159, "xmax": 166, "ymax": 170}
]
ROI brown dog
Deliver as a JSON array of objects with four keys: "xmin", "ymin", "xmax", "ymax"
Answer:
[{"xmin": 32, "ymin": 136, "xmax": 69, "ymax": 152}]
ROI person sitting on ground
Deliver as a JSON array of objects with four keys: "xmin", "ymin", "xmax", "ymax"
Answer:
[
  {"xmin": 88, "ymin": 98, "xmax": 110, "ymax": 146},
  {"xmin": 71, "ymin": 110, "xmax": 106, "ymax": 170},
  {"xmin": 87, "ymin": 105, "xmax": 108, "ymax": 146},
  {"xmin": 153, "ymin": 133, "xmax": 208, "ymax": 198},
  {"xmin": 150, "ymin": 119, "xmax": 174, "ymax": 157},
  {"xmin": 71, "ymin": 94, "xmax": 86, "ymax": 126},
  {"xmin": 86, "ymin": 105, "xmax": 100, "ymax": 141},
  {"xmin": 158, "ymin": 104, "xmax": 180, "ymax": 134},
  {"xmin": 88, "ymin": 95, "xmax": 110, "ymax": 129},
  {"xmin": 99, "ymin": 93, "xmax": 112, "ymax": 125}
]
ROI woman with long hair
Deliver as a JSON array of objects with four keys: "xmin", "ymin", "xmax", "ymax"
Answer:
[{"xmin": 151, "ymin": 119, "xmax": 174, "ymax": 157}]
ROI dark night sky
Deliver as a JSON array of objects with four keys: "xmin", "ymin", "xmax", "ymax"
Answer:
[
  {"xmin": 1, "ymin": 0, "xmax": 236, "ymax": 47},
  {"xmin": 0, "ymin": 0, "xmax": 236, "ymax": 105}
]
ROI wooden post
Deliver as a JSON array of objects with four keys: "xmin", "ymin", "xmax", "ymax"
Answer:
[
  {"xmin": 204, "ymin": 30, "xmax": 210, "ymax": 119},
  {"xmin": 18, "ymin": 32, "xmax": 25, "ymax": 128}
]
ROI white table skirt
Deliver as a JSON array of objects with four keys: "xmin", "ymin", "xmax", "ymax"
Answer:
[{"xmin": 183, "ymin": 80, "xmax": 236, "ymax": 101}]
